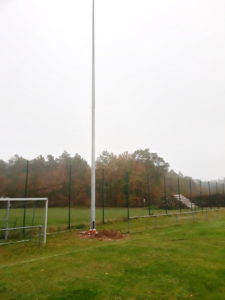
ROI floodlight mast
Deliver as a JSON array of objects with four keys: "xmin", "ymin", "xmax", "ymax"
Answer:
[{"xmin": 90, "ymin": 0, "xmax": 96, "ymax": 231}]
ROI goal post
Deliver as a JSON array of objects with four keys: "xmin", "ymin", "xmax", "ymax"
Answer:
[{"xmin": 0, "ymin": 198, "xmax": 48, "ymax": 245}]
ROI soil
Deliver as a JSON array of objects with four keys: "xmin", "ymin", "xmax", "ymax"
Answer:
[{"xmin": 79, "ymin": 230, "xmax": 125, "ymax": 241}]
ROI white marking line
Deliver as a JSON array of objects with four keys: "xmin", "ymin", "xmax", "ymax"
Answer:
[
  {"xmin": 2, "ymin": 211, "xmax": 220, "ymax": 270},
  {"xmin": 0, "ymin": 238, "xmax": 138, "ymax": 270}
]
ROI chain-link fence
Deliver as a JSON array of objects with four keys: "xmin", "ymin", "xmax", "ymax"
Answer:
[{"xmin": 0, "ymin": 158, "xmax": 225, "ymax": 239}]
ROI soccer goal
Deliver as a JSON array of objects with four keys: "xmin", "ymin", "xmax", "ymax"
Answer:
[{"xmin": 0, "ymin": 198, "xmax": 48, "ymax": 245}]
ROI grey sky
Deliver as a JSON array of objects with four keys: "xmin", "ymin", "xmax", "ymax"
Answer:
[{"xmin": 0, "ymin": 0, "xmax": 225, "ymax": 181}]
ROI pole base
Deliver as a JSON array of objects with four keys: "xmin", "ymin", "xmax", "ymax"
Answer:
[{"xmin": 88, "ymin": 229, "xmax": 98, "ymax": 235}]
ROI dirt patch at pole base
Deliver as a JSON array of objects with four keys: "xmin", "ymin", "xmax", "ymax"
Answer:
[{"xmin": 79, "ymin": 230, "xmax": 126, "ymax": 241}]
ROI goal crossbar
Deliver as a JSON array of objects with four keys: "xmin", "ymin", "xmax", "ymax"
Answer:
[{"xmin": 0, "ymin": 198, "xmax": 48, "ymax": 201}]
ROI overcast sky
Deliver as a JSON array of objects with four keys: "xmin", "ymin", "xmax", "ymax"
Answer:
[{"xmin": 0, "ymin": 0, "xmax": 225, "ymax": 181}]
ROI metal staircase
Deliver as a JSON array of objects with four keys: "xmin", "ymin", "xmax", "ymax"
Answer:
[{"xmin": 173, "ymin": 194, "xmax": 198, "ymax": 209}]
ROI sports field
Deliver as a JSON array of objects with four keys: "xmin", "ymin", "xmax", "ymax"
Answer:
[{"xmin": 0, "ymin": 209, "xmax": 225, "ymax": 300}]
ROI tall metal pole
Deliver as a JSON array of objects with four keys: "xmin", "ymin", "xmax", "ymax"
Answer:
[{"xmin": 90, "ymin": 0, "xmax": 96, "ymax": 231}]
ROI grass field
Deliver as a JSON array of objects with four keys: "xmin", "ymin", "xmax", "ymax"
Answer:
[{"xmin": 0, "ymin": 209, "xmax": 225, "ymax": 299}]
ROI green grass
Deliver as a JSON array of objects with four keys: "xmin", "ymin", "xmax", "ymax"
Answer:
[{"xmin": 0, "ymin": 209, "xmax": 225, "ymax": 299}]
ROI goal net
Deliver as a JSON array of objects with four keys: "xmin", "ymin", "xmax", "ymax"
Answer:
[{"xmin": 0, "ymin": 198, "xmax": 48, "ymax": 245}]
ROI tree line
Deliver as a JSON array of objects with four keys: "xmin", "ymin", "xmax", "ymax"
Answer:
[{"xmin": 0, "ymin": 149, "xmax": 224, "ymax": 207}]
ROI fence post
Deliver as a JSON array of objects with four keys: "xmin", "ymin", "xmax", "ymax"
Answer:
[
  {"xmin": 125, "ymin": 172, "xmax": 130, "ymax": 232},
  {"xmin": 189, "ymin": 179, "xmax": 193, "ymax": 211},
  {"xmin": 208, "ymin": 182, "xmax": 211, "ymax": 209},
  {"xmin": 102, "ymin": 169, "xmax": 105, "ymax": 224},
  {"xmin": 164, "ymin": 175, "xmax": 168, "ymax": 214},
  {"xmin": 68, "ymin": 165, "xmax": 72, "ymax": 229},
  {"xmin": 147, "ymin": 174, "xmax": 151, "ymax": 215},
  {"xmin": 5, "ymin": 200, "xmax": 10, "ymax": 240},
  {"xmin": 199, "ymin": 180, "xmax": 203, "ymax": 212},
  {"xmin": 215, "ymin": 182, "xmax": 218, "ymax": 209},
  {"xmin": 23, "ymin": 160, "xmax": 29, "ymax": 235},
  {"xmin": 178, "ymin": 176, "xmax": 182, "ymax": 213},
  {"xmin": 223, "ymin": 180, "xmax": 225, "ymax": 207}
]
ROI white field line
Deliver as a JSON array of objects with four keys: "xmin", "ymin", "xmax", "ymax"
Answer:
[
  {"xmin": 1, "ymin": 209, "xmax": 222, "ymax": 270},
  {"xmin": 0, "ymin": 239, "xmax": 30, "ymax": 246},
  {"xmin": 0, "ymin": 238, "xmax": 137, "ymax": 270}
]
